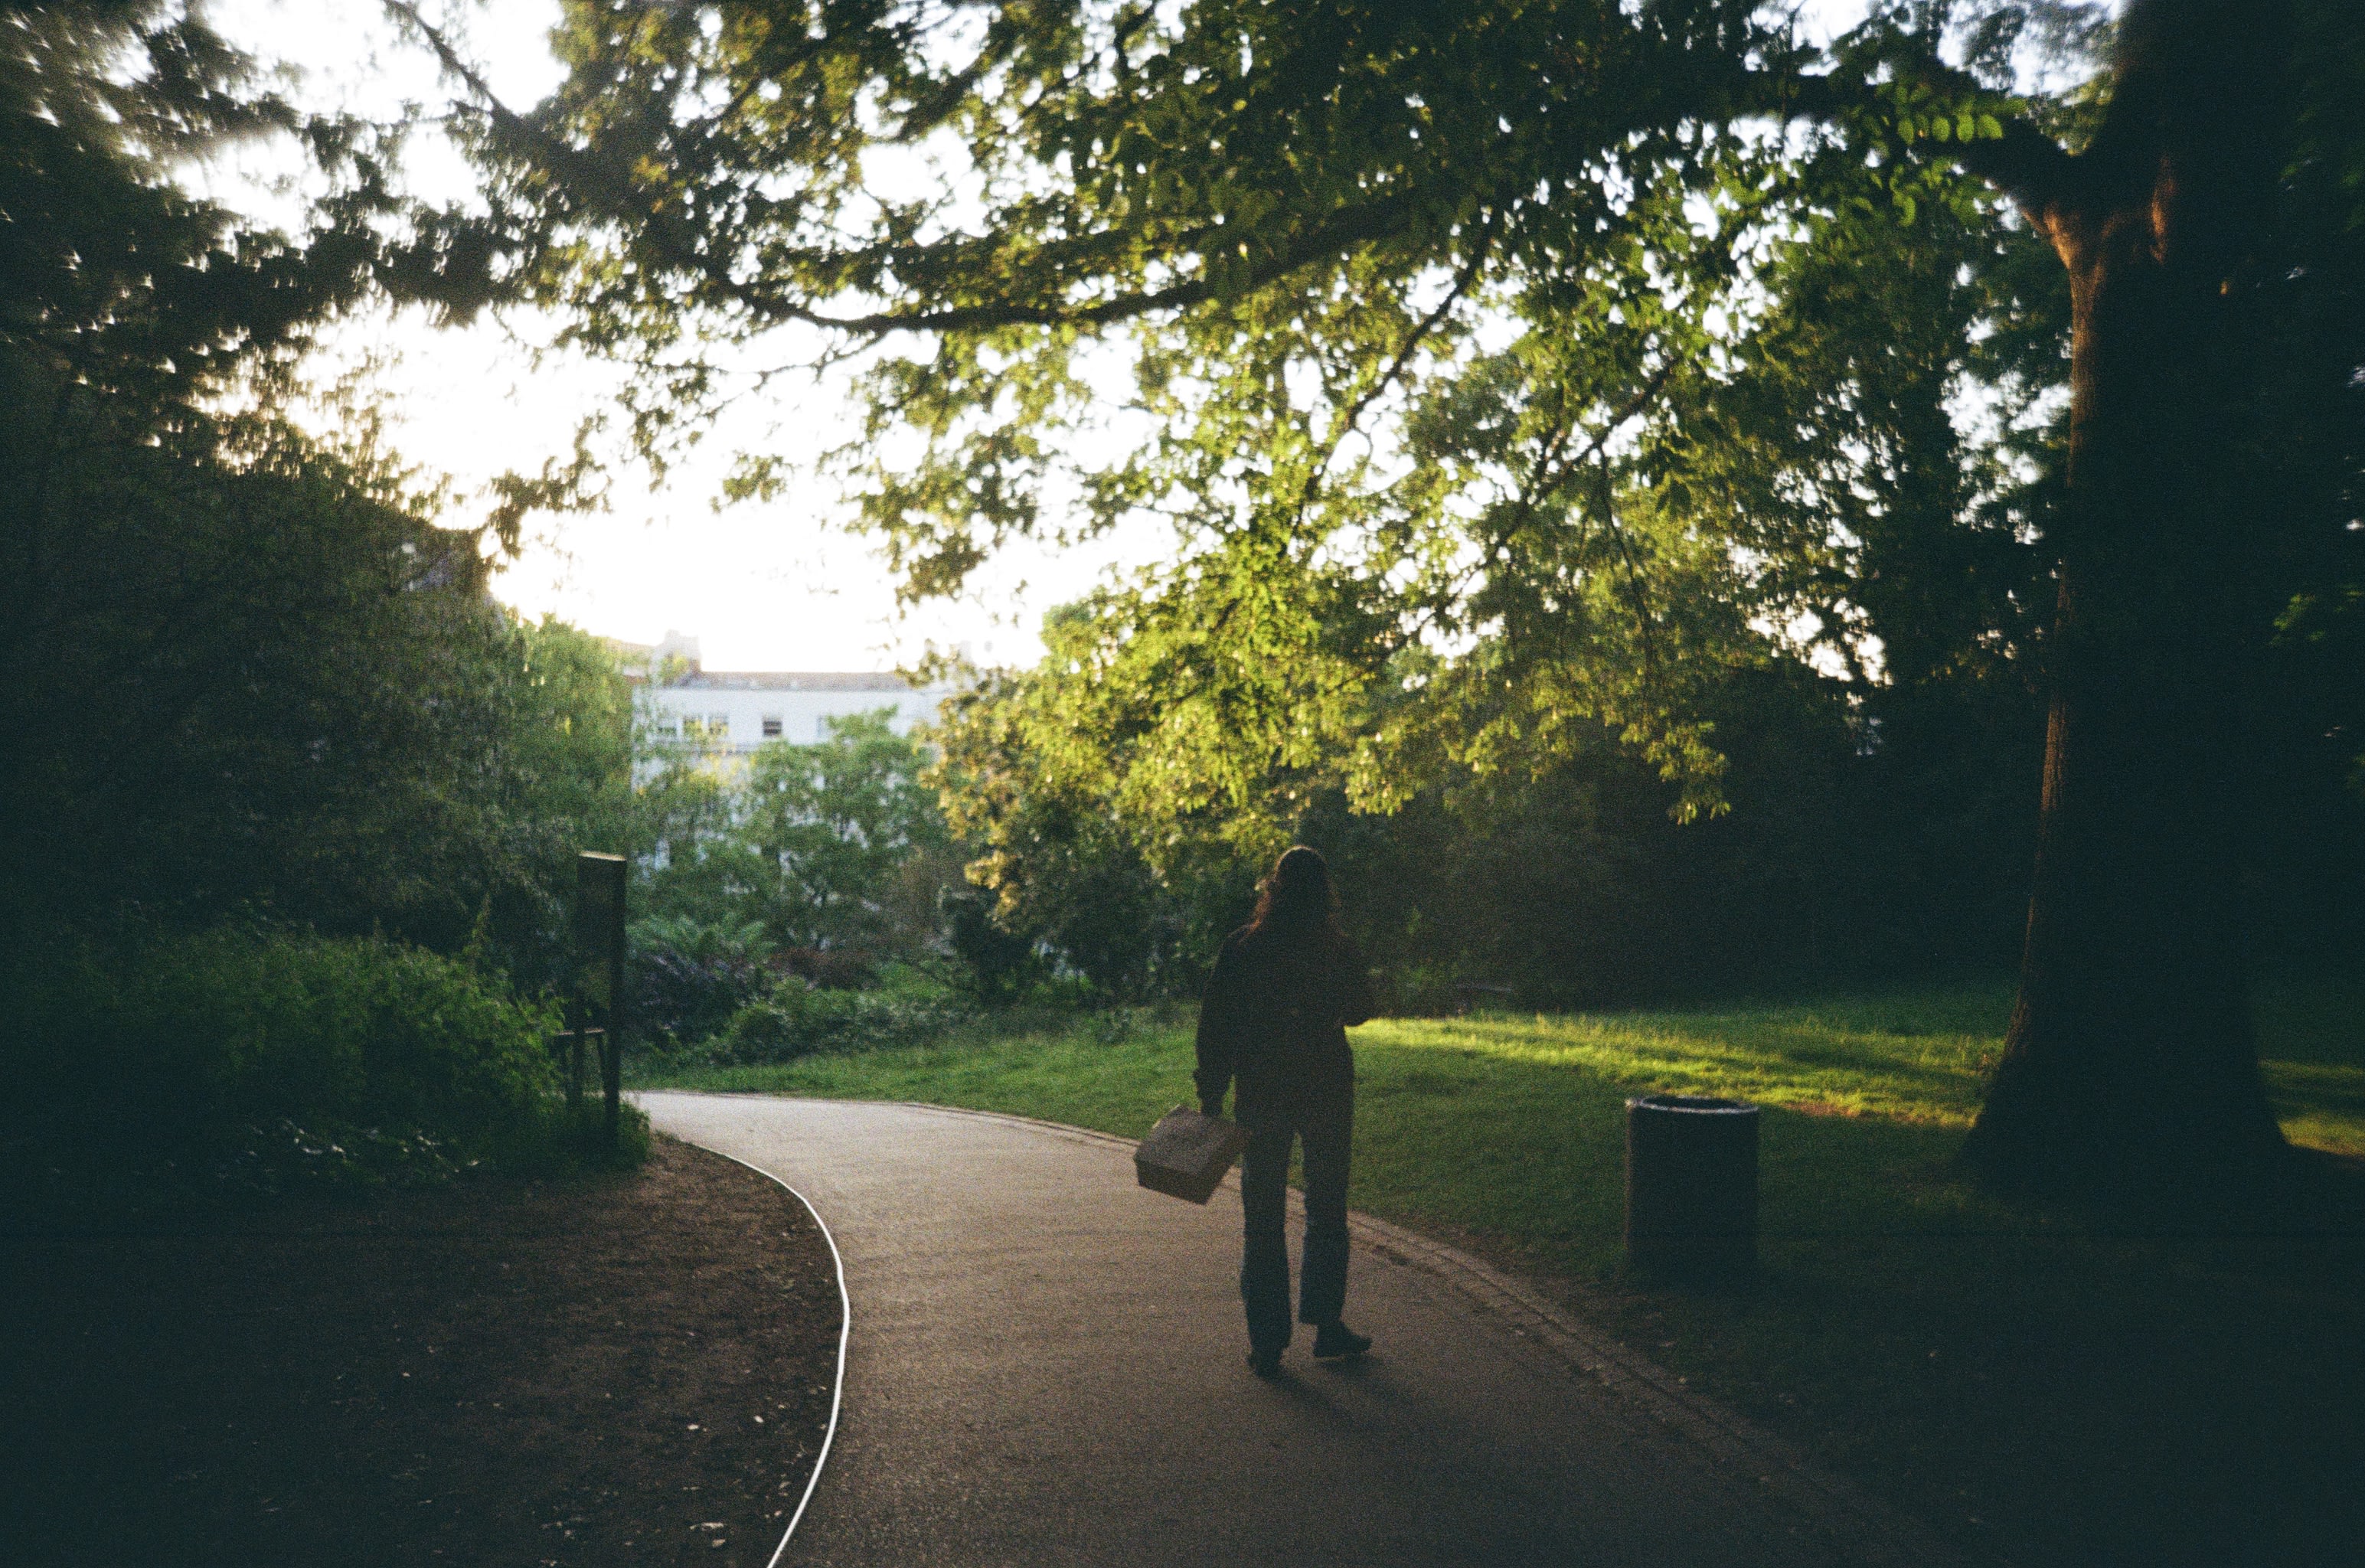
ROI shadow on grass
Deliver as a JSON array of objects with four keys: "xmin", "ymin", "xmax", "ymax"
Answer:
[{"xmin": 1351, "ymin": 1035, "xmax": 2365, "ymax": 1567}]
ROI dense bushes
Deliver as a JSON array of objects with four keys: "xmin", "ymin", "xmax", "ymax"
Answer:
[
  {"xmin": 622, "ymin": 956, "xmax": 974, "ymax": 1068},
  {"xmin": 0, "ymin": 42, "xmax": 643, "ymax": 1188},
  {"xmin": 0, "ymin": 8, "xmax": 644, "ymax": 1152},
  {"xmin": 926, "ymin": 651, "xmax": 2055, "ymax": 1011},
  {"xmin": 9, "ymin": 928, "xmax": 569, "ymax": 1191},
  {"xmin": 0, "ymin": 2, "xmax": 637, "ymax": 975},
  {"xmin": 703, "ymin": 977, "xmax": 973, "ymax": 1064}
]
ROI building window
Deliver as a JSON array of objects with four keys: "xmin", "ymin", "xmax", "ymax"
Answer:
[
  {"xmin": 707, "ymin": 712, "xmax": 730, "ymax": 739},
  {"xmin": 761, "ymin": 715, "xmax": 782, "ymax": 738}
]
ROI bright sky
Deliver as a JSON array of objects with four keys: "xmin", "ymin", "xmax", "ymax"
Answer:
[
  {"xmin": 204, "ymin": 0, "xmax": 1143, "ymax": 672},
  {"xmin": 201, "ymin": 0, "xmax": 1883, "ymax": 674}
]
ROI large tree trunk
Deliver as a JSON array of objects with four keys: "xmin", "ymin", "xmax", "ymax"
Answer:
[{"xmin": 1958, "ymin": 0, "xmax": 2292, "ymax": 1197}]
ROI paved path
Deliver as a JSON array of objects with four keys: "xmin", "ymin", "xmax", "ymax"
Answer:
[{"xmin": 639, "ymin": 1093, "xmax": 1952, "ymax": 1568}]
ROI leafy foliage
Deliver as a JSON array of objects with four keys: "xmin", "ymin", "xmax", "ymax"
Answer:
[
  {"xmin": 939, "ymin": 645, "xmax": 2046, "ymax": 1009},
  {"xmin": 704, "ymin": 976, "xmax": 975, "ymax": 1064},
  {"xmin": 0, "ymin": 5, "xmax": 652, "ymax": 1185},
  {"xmin": 434, "ymin": 2, "xmax": 2364, "ymax": 1064},
  {"xmin": 739, "ymin": 710, "xmax": 954, "ymax": 948},
  {"xmin": 0, "ymin": 381, "xmax": 645, "ymax": 978},
  {"xmin": 7, "ymin": 926, "xmax": 560, "ymax": 1189},
  {"xmin": 626, "ymin": 913, "xmax": 769, "ymax": 1047},
  {"xmin": 423, "ymin": 0, "xmax": 2119, "ymax": 819},
  {"xmin": 0, "ymin": 3, "xmax": 643, "ymax": 975}
]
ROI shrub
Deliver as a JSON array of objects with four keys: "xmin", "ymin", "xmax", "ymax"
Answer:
[
  {"xmin": 8, "ymin": 926, "xmax": 560, "ymax": 1190},
  {"xmin": 767, "ymin": 946, "xmax": 878, "ymax": 990},
  {"xmin": 707, "ymin": 975, "xmax": 972, "ymax": 1063},
  {"xmin": 626, "ymin": 914, "xmax": 768, "ymax": 1047}
]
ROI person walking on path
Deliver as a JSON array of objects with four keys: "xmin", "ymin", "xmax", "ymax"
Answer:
[{"xmin": 1196, "ymin": 845, "xmax": 1376, "ymax": 1377}]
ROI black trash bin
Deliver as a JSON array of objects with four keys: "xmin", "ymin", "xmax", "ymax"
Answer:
[{"xmin": 1625, "ymin": 1094, "xmax": 1760, "ymax": 1279}]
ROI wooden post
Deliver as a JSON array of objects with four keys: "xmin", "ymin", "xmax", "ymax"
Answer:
[{"xmin": 577, "ymin": 852, "xmax": 629, "ymax": 1145}]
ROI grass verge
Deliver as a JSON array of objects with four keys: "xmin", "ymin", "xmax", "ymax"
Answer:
[{"xmin": 633, "ymin": 978, "xmax": 2365, "ymax": 1566}]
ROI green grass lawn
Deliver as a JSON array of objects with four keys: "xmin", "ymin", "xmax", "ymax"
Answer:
[{"xmin": 635, "ymin": 978, "xmax": 2365, "ymax": 1565}]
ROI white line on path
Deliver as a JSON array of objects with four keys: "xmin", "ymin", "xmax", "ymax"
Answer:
[{"xmin": 690, "ymin": 1143, "xmax": 851, "ymax": 1568}]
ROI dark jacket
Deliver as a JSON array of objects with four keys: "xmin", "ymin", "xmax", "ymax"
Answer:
[{"xmin": 1194, "ymin": 922, "xmax": 1374, "ymax": 1124}]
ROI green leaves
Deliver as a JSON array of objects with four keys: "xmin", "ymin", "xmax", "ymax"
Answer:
[
  {"xmin": 631, "ymin": 711, "xmax": 951, "ymax": 955},
  {"xmin": 0, "ymin": 0, "xmax": 651, "ymax": 975},
  {"xmin": 443, "ymin": 0, "xmax": 2093, "ymax": 893}
]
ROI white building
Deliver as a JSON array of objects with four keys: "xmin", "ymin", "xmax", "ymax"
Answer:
[{"xmin": 614, "ymin": 632, "xmax": 952, "ymax": 753}]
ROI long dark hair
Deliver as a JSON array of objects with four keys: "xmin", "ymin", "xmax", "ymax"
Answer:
[{"xmin": 1244, "ymin": 844, "xmax": 1344, "ymax": 946}]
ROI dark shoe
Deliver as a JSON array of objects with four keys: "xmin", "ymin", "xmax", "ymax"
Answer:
[
  {"xmin": 1312, "ymin": 1321, "xmax": 1372, "ymax": 1361},
  {"xmin": 1246, "ymin": 1346, "xmax": 1284, "ymax": 1379}
]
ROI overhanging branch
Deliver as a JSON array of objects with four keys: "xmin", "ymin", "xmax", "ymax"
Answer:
[
  {"xmin": 1949, "ymin": 117, "xmax": 2083, "ymax": 217},
  {"xmin": 1766, "ymin": 56, "xmax": 2089, "ymax": 229},
  {"xmin": 389, "ymin": 0, "xmax": 1418, "ymax": 344}
]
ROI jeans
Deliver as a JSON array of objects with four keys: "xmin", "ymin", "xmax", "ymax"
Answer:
[{"xmin": 1238, "ymin": 1089, "xmax": 1353, "ymax": 1353}]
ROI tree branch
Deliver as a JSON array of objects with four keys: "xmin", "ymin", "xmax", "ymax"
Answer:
[
  {"xmin": 1593, "ymin": 447, "xmax": 1659, "ymax": 678},
  {"xmin": 1293, "ymin": 212, "xmax": 1498, "ymax": 524},
  {"xmin": 1951, "ymin": 119, "xmax": 2080, "ymax": 215},
  {"xmin": 390, "ymin": 0, "xmax": 1416, "ymax": 343},
  {"xmin": 1766, "ymin": 56, "xmax": 2089, "ymax": 228},
  {"xmin": 729, "ymin": 194, "xmax": 1416, "ymax": 338}
]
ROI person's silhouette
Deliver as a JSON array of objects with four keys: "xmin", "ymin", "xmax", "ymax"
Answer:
[{"xmin": 1194, "ymin": 845, "xmax": 1375, "ymax": 1377}]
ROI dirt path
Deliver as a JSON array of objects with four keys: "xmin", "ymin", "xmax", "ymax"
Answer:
[
  {"xmin": 3, "ymin": 1137, "xmax": 840, "ymax": 1567},
  {"xmin": 641, "ymin": 1093, "xmax": 1971, "ymax": 1568}
]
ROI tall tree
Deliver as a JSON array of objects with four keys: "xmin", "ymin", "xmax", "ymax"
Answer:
[
  {"xmin": 414, "ymin": 0, "xmax": 2365, "ymax": 1196},
  {"xmin": 743, "ymin": 710, "xmax": 949, "ymax": 949},
  {"xmin": 1945, "ymin": 1, "xmax": 2301, "ymax": 1190},
  {"xmin": 0, "ymin": 2, "xmax": 632, "ymax": 972}
]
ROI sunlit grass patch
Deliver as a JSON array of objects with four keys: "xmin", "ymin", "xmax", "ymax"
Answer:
[
  {"xmin": 1357, "ymin": 1000, "xmax": 2002, "ymax": 1129},
  {"xmin": 1356, "ymin": 975, "xmax": 2365, "ymax": 1156},
  {"xmin": 2264, "ymin": 1062, "xmax": 2365, "ymax": 1158},
  {"xmin": 2256, "ymin": 977, "xmax": 2365, "ymax": 1158}
]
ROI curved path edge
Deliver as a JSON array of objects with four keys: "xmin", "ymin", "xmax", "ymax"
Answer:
[
  {"xmin": 646, "ymin": 1091, "xmax": 1986, "ymax": 1568},
  {"xmin": 679, "ymin": 1138, "xmax": 853, "ymax": 1568}
]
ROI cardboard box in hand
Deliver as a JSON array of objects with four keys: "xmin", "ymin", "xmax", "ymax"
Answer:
[{"xmin": 1135, "ymin": 1106, "xmax": 1249, "ymax": 1204}]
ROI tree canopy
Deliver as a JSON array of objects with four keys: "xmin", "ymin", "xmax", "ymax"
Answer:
[
  {"xmin": 0, "ymin": 2, "xmax": 643, "ymax": 982},
  {"xmin": 416, "ymin": 0, "xmax": 2106, "ymax": 806},
  {"xmin": 416, "ymin": 0, "xmax": 2364, "ymax": 1194}
]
